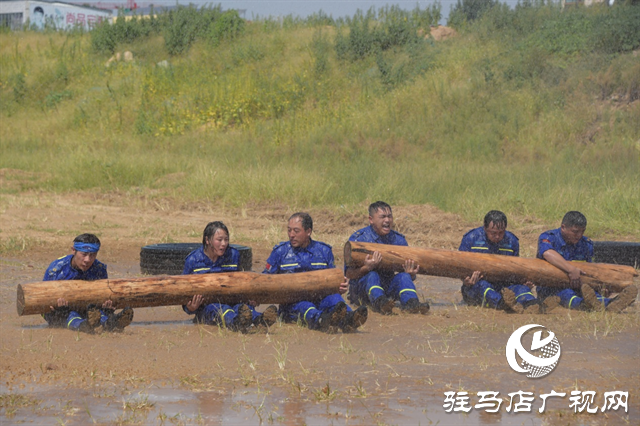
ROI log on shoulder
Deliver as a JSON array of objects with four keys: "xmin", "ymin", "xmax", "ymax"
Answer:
[
  {"xmin": 344, "ymin": 241, "xmax": 637, "ymax": 293},
  {"xmin": 17, "ymin": 269, "xmax": 344, "ymax": 316}
]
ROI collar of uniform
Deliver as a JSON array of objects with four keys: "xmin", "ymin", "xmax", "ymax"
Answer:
[
  {"xmin": 292, "ymin": 239, "xmax": 315, "ymax": 254},
  {"xmin": 370, "ymin": 225, "xmax": 395, "ymax": 244}
]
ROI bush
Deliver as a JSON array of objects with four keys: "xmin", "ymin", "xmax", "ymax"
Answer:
[
  {"xmin": 336, "ymin": 5, "xmax": 439, "ymax": 61},
  {"xmin": 448, "ymin": 0, "xmax": 499, "ymax": 27},
  {"xmin": 91, "ymin": 21, "xmax": 116, "ymax": 54},
  {"xmin": 210, "ymin": 10, "xmax": 245, "ymax": 46},
  {"xmin": 591, "ymin": 5, "xmax": 640, "ymax": 53}
]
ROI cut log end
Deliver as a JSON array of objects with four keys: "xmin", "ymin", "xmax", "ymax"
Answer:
[
  {"xmin": 344, "ymin": 241, "xmax": 353, "ymax": 268},
  {"xmin": 17, "ymin": 284, "xmax": 25, "ymax": 316}
]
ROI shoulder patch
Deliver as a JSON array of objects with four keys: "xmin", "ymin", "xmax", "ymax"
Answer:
[
  {"xmin": 462, "ymin": 229, "xmax": 476, "ymax": 238},
  {"xmin": 273, "ymin": 241, "xmax": 287, "ymax": 250},
  {"xmin": 350, "ymin": 229, "xmax": 365, "ymax": 239},
  {"xmin": 314, "ymin": 240, "xmax": 332, "ymax": 250}
]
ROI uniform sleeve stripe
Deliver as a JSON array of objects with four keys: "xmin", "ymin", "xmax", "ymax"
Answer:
[
  {"xmin": 311, "ymin": 263, "xmax": 327, "ymax": 266},
  {"xmin": 193, "ymin": 268, "xmax": 210, "ymax": 272},
  {"xmin": 221, "ymin": 264, "xmax": 237, "ymax": 268},
  {"xmin": 281, "ymin": 263, "xmax": 299, "ymax": 267},
  {"xmin": 498, "ymin": 248, "xmax": 514, "ymax": 252},
  {"xmin": 470, "ymin": 247, "xmax": 488, "ymax": 250}
]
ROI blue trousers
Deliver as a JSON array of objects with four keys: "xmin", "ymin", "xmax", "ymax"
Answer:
[
  {"xmin": 195, "ymin": 303, "xmax": 259, "ymax": 326},
  {"xmin": 461, "ymin": 280, "xmax": 535, "ymax": 309},
  {"xmin": 65, "ymin": 310, "xmax": 109, "ymax": 330},
  {"xmin": 349, "ymin": 271, "xmax": 418, "ymax": 306},
  {"xmin": 538, "ymin": 287, "xmax": 610, "ymax": 310},
  {"xmin": 280, "ymin": 293, "xmax": 351, "ymax": 327}
]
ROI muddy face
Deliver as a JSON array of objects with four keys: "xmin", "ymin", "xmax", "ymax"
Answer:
[
  {"xmin": 70, "ymin": 250, "xmax": 97, "ymax": 272},
  {"xmin": 560, "ymin": 224, "xmax": 586, "ymax": 245},
  {"xmin": 369, "ymin": 207, "xmax": 393, "ymax": 237},
  {"xmin": 484, "ymin": 222, "xmax": 506, "ymax": 244}
]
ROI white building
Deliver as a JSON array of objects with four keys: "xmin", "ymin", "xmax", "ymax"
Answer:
[{"xmin": 0, "ymin": 0, "xmax": 112, "ymax": 30}]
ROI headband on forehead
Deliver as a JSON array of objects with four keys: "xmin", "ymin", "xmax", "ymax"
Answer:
[{"xmin": 73, "ymin": 242, "xmax": 100, "ymax": 253}]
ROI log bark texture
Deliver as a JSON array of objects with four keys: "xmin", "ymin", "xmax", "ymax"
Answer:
[
  {"xmin": 17, "ymin": 269, "xmax": 343, "ymax": 316},
  {"xmin": 344, "ymin": 241, "xmax": 638, "ymax": 293}
]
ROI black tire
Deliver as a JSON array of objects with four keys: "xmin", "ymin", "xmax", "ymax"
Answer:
[
  {"xmin": 593, "ymin": 241, "xmax": 640, "ymax": 267},
  {"xmin": 140, "ymin": 243, "xmax": 253, "ymax": 275}
]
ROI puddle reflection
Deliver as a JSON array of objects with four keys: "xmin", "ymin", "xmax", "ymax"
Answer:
[{"xmin": 0, "ymin": 383, "xmax": 552, "ymax": 426}]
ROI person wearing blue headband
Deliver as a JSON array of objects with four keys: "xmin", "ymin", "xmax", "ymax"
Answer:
[{"xmin": 43, "ymin": 233, "xmax": 134, "ymax": 333}]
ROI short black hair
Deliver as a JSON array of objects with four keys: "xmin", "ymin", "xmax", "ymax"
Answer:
[
  {"xmin": 73, "ymin": 233, "xmax": 100, "ymax": 245},
  {"xmin": 202, "ymin": 221, "xmax": 229, "ymax": 247},
  {"xmin": 483, "ymin": 210, "xmax": 507, "ymax": 229},
  {"xmin": 368, "ymin": 201, "xmax": 392, "ymax": 217},
  {"xmin": 289, "ymin": 212, "xmax": 313, "ymax": 231},
  {"xmin": 562, "ymin": 211, "xmax": 587, "ymax": 228}
]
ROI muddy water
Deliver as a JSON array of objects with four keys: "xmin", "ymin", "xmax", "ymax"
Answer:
[
  {"xmin": 2, "ymin": 253, "xmax": 639, "ymax": 424},
  {"xmin": 0, "ymin": 382, "xmax": 561, "ymax": 425}
]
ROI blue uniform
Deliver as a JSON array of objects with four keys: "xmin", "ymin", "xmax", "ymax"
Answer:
[
  {"xmin": 347, "ymin": 225, "xmax": 419, "ymax": 306},
  {"xmin": 42, "ymin": 255, "xmax": 110, "ymax": 330},
  {"xmin": 263, "ymin": 239, "xmax": 349, "ymax": 326},
  {"xmin": 182, "ymin": 246, "xmax": 258, "ymax": 325},
  {"xmin": 458, "ymin": 227, "xmax": 535, "ymax": 309},
  {"xmin": 536, "ymin": 228, "xmax": 608, "ymax": 309}
]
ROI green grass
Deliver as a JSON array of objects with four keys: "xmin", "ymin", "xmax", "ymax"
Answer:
[{"xmin": 1, "ymin": 4, "xmax": 639, "ymax": 237}]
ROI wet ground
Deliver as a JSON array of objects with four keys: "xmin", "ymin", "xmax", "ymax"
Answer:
[{"xmin": 1, "ymin": 192, "xmax": 638, "ymax": 425}]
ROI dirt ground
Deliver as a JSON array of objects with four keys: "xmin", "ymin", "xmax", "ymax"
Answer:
[{"xmin": 1, "ymin": 190, "xmax": 638, "ymax": 425}]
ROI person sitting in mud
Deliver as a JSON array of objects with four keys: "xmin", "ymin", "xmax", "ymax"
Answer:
[
  {"xmin": 345, "ymin": 201, "xmax": 430, "ymax": 315},
  {"xmin": 536, "ymin": 211, "xmax": 637, "ymax": 313},
  {"xmin": 183, "ymin": 221, "xmax": 277, "ymax": 332},
  {"xmin": 43, "ymin": 233, "xmax": 133, "ymax": 333},
  {"xmin": 459, "ymin": 210, "xmax": 558, "ymax": 314},
  {"xmin": 263, "ymin": 212, "xmax": 366, "ymax": 333}
]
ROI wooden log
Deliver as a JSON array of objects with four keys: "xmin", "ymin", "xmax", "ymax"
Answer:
[
  {"xmin": 344, "ymin": 241, "xmax": 638, "ymax": 293},
  {"xmin": 17, "ymin": 269, "xmax": 344, "ymax": 316}
]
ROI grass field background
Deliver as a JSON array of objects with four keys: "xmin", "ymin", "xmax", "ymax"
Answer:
[{"xmin": 1, "ymin": 3, "xmax": 639, "ymax": 238}]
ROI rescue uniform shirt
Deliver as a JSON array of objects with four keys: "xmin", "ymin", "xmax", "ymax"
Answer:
[
  {"xmin": 347, "ymin": 225, "xmax": 408, "ymax": 282},
  {"xmin": 536, "ymin": 228, "xmax": 593, "ymax": 263},
  {"xmin": 42, "ymin": 254, "xmax": 107, "ymax": 324},
  {"xmin": 43, "ymin": 255, "xmax": 108, "ymax": 281},
  {"xmin": 263, "ymin": 239, "xmax": 335, "ymax": 274},
  {"xmin": 458, "ymin": 227, "xmax": 520, "ymax": 256},
  {"xmin": 182, "ymin": 246, "xmax": 240, "ymax": 275}
]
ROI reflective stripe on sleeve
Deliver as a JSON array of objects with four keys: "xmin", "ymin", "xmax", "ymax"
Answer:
[
  {"xmin": 303, "ymin": 307, "xmax": 317, "ymax": 322},
  {"xmin": 67, "ymin": 316, "xmax": 82, "ymax": 328},
  {"xmin": 368, "ymin": 286, "xmax": 384, "ymax": 296},
  {"xmin": 515, "ymin": 292, "xmax": 534, "ymax": 300},
  {"xmin": 482, "ymin": 288, "xmax": 496, "ymax": 307}
]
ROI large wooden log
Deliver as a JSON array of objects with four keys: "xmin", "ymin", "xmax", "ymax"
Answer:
[
  {"xmin": 17, "ymin": 269, "xmax": 343, "ymax": 316},
  {"xmin": 344, "ymin": 242, "xmax": 638, "ymax": 293}
]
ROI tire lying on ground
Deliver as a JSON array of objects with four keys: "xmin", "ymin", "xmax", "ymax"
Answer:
[
  {"xmin": 140, "ymin": 243, "xmax": 253, "ymax": 275},
  {"xmin": 593, "ymin": 241, "xmax": 640, "ymax": 267}
]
